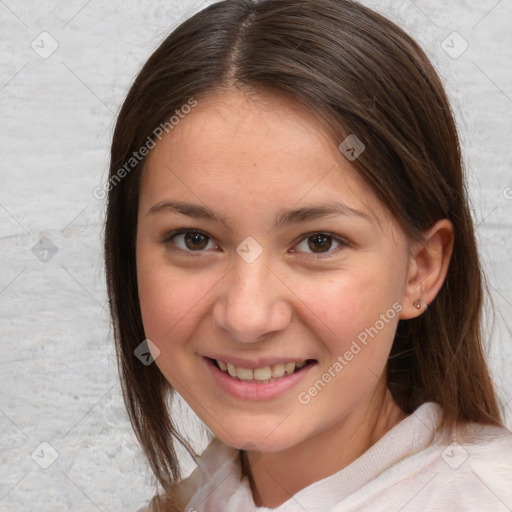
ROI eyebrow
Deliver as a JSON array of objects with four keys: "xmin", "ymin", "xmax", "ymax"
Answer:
[{"xmin": 146, "ymin": 199, "xmax": 370, "ymax": 230}]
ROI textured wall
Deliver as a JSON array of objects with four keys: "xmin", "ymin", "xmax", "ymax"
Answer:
[{"xmin": 1, "ymin": 1, "xmax": 511, "ymax": 510}]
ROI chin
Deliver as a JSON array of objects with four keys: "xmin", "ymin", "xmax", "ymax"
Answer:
[{"xmin": 210, "ymin": 419, "xmax": 306, "ymax": 454}]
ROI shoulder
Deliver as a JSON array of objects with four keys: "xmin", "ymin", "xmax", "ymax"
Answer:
[
  {"xmin": 451, "ymin": 422, "xmax": 512, "ymax": 491},
  {"xmin": 420, "ymin": 424, "xmax": 512, "ymax": 510},
  {"xmin": 145, "ymin": 436, "xmax": 244, "ymax": 511},
  {"xmin": 450, "ymin": 421, "xmax": 512, "ymax": 475},
  {"xmin": 334, "ymin": 417, "xmax": 512, "ymax": 511},
  {"xmin": 403, "ymin": 422, "xmax": 512, "ymax": 509}
]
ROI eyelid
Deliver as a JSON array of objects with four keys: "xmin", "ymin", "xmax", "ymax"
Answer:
[
  {"xmin": 160, "ymin": 227, "xmax": 219, "ymax": 256},
  {"xmin": 161, "ymin": 227, "xmax": 212, "ymax": 244},
  {"xmin": 290, "ymin": 230, "xmax": 351, "ymax": 258}
]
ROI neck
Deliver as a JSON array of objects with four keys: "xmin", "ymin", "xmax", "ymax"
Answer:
[{"xmin": 241, "ymin": 386, "xmax": 407, "ymax": 508}]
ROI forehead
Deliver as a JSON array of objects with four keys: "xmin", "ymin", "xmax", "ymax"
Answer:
[{"xmin": 140, "ymin": 89, "xmax": 387, "ymax": 224}]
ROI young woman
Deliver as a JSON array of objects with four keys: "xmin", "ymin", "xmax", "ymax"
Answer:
[{"xmin": 104, "ymin": 1, "xmax": 512, "ymax": 510}]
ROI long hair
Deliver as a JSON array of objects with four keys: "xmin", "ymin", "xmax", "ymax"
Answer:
[{"xmin": 104, "ymin": 0, "xmax": 503, "ymax": 507}]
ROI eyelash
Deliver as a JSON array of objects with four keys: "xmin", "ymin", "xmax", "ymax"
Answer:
[{"xmin": 160, "ymin": 227, "xmax": 350, "ymax": 259}]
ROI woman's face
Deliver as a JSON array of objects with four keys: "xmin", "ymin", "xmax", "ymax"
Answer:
[{"xmin": 136, "ymin": 89, "xmax": 413, "ymax": 452}]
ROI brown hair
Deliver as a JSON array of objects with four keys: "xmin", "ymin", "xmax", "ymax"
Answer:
[{"xmin": 104, "ymin": 0, "xmax": 503, "ymax": 507}]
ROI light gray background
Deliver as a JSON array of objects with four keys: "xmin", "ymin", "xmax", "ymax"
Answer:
[{"xmin": 1, "ymin": 1, "xmax": 511, "ymax": 511}]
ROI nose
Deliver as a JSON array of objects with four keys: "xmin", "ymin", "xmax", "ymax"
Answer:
[{"xmin": 211, "ymin": 255, "xmax": 293, "ymax": 343}]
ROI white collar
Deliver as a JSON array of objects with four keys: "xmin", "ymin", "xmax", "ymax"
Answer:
[{"xmin": 177, "ymin": 402, "xmax": 443, "ymax": 511}]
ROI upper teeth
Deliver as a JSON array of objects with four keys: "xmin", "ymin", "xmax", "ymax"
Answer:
[{"xmin": 217, "ymin": 360, "xmax": 307, "ymax": 382}]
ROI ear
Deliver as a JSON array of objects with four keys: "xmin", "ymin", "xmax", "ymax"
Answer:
[{"xmin": 400, "ymin": 219, "xmax": 454, "ymax": 319}]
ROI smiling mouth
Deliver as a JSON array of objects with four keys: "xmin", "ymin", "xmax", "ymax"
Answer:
[{"xmin": 209, "ymin": 358, "xmax": 316, "ymax": 384}]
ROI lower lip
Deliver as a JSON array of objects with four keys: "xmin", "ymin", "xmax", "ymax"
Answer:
[{"xmin": 203, "ymin": 357, "xmax": 316, "ymax": 401}]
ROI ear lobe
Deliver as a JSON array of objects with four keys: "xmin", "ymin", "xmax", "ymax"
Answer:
[{"xmin": 400, "ymin": 219, "xmax": 454, "ymax": 320}]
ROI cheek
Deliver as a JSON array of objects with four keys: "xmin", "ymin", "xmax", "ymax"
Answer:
[
  {"xmin": 293, "ymin": 270, "xmax": 402, "ymax": 426},
  {"xmin": 136, "ymin": 251, "xmax": 209, "ymax": 347},
  {"xmin": 298, "ymin": 264, "xmax": 402, "ymax": 364},
  {"xmin": 136, "ymin": 258, "xmax": 215, "ymax": 387}
]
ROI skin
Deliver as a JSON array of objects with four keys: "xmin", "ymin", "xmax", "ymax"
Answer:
[{"xmin": 136, "ymin": 89, "xmax": 454, "ymax": 508}]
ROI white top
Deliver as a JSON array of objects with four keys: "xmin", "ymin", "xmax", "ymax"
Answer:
[{"xmin": 138, "ymin": 402, "xmax": 512, "ymax": 511}]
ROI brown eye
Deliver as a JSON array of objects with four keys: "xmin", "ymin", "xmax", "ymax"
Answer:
[
  {"xmin": 164, "ymin": 230, "xmax": 217, "ymax": 252},
  {"xmin": 183, "ymin": 232, "xmax": 209, "ymax": 250},
  {"xmin": 294, "ymin": 232, "xmax": 346, "ymax": 256},
  {"xmin": 308, "ymin": 234, "xmax": 332, "ymax": 253}
]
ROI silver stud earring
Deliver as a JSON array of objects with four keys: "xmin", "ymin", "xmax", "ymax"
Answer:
[{"xmin": 413, "ymin": 300, "xmax": 422, "ymax": 310}]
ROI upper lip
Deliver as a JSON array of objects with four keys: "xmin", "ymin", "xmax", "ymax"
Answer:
[{"xmin": 203, "ymin": 354, "xmax": 315, "ymax": 369}]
